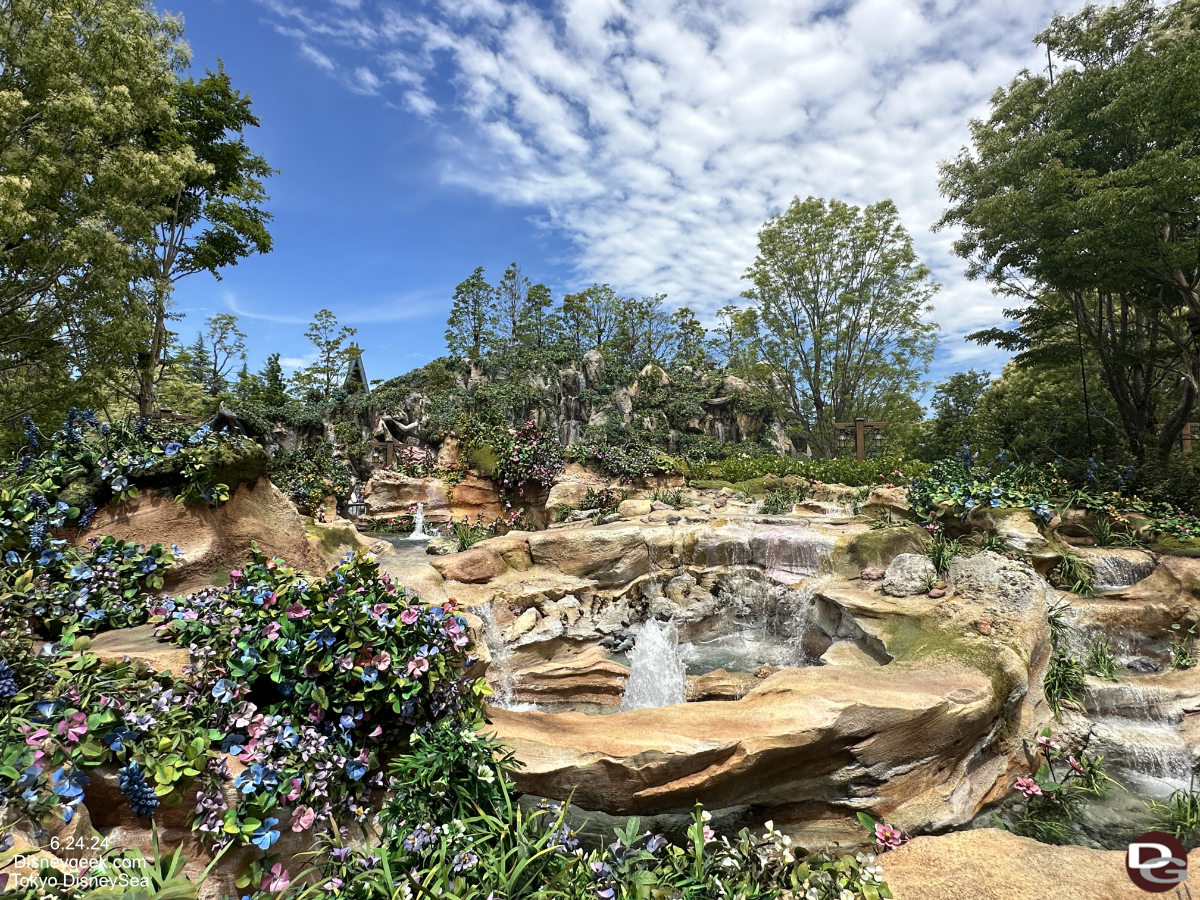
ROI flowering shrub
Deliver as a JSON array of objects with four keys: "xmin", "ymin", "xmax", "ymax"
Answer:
[
  {"xmin": 12, "ymin": 412, "xmax": 261, "ymax": 511},
  {"xmin": 491, "ymin": 420, "xmax": 563, "ymax": 509},
  {"xmin": 13, "ymin": 536, "xmax": 176, "ymax": 636},
  {"xmin": 268, "ymin": 442, "xmax": 353, "ymax": 512},
  {"xmin": 996, "ymin": 728, "xmax": 1110, "ymax": 844}
]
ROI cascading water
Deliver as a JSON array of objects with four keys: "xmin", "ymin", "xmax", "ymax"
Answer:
[
  {"xmin": 620, "ymin": 619, "xmax": 688, "ymax": 711},
  {"xmin": 407, "ymin": 502, "xmax": 430, "ymax": 541},
  {"xmin": 478, "ymin": 603, "xmax": 536, "ymax": 711}
]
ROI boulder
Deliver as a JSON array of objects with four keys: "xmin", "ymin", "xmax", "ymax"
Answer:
[
  {"xmin": 528, "ymin": 525, "xmax": 649, "ymax": 587},
  {"xmin": 687, "ymin": 668, "xmax": 758, "ymax": 701},
  {"xmin": 508, "ymin": 643, "xmax": 628, "ymax": 707},
  {"xmin": 618, "ymin": 498, "xmax": 653, "ymax": 518},
  {"xmin": 965, "ymin": 507, "xmax": 1056, "ymax": 563},
  {"xmin": 425, "ymin": 537, "xmax": 458, "ymax": 556},
  {"xmin": 819, "ymin": 640, "xmax": 883, "ymax": 667},
  {"xmin": 363, "ymin": 472, "xmax": 450, "ymax": 519},
  {"xmin": 583, "ymin": 349, "xmax": 606, "ymax": 388},
  {"xmin": 81, "ymin": 477, "xmax": 326, "ymax": 591},
  {"xmin": 834, "ymin": 526, "xmax": 927, "ymax": 578},
  {"xmin": 548, "ymin": 482, "xmax": 603, "ymax": 510},
  {"xmin": 881, "ymin": 554, "xmax": 937, "ymax": 597},
  {"xmin": 861, "ymin": 486, "xmax": 912, "ymax": 519},
  {"xmin": 430, "ymin": 547, "xmax": 506, "ymax": 584},
  {"xmin": 305, "ymin": 517, "xmax": 375, "ymax": 568},
  {"xmin": 449, "ymin": 474, "xmax": 505, "ymax": 520},
  {"xmin": 882, "ymin": 827, "xmax": 1165, "ymax": 900},
  {"xmin": 490, "ymin": 661, "xmax": 1001, "ymax": 826},
  {"xmin": 948, "ymin": 552, "xmax": 1050, "ymax": 620},
  {"xmin": 473, "ymin": 532, "xmax": 534, "ymax": 571}
]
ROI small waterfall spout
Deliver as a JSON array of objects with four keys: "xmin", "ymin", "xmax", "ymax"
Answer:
[
  {"xmin": 620, "ymin": 619, "xmax": 687, "ymax": 711},
  {"xmin": 479, "ymin": 603, "xmax": 528, "ymax": 709},
  {"xmin": 407, "ymin": 503, "xmax": 430, "ymax": 541}
]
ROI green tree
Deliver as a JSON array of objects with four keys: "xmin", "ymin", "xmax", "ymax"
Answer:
[
  {"xmin": 915, "ymin": 370, "xmax": 992, "ymax": 461},
  {"xmin": 938, "ymin": 0, "xmax": 1200, "ymax": 460},
  {"xmin": 134, "ymin": 62, "xmax": 274, "ymax": 416},
  {"xmin": 561, "ymin": 284, "xmax": 619, "ymax": 360},
  {"xmin": 195, "ymin": 313, "xmax": 246, "ymax": 395},
  {"xmin": 0, "ymin": 0, "xmax": 196, "ymax": 430},
  {"xmin": 668, "ymin": 308, "xmax": 712, "ymax": 369},
  {"xmin": 445, "ymin": 267, "xmax": 495, "ymax": 361},
  {"xmin": 742, "ymin": 196, "xmax": 939, "ymax": 456},
  {"xmin": 293, "ymin": 310, "xmax": 357, "ymax": 402},
  {"xmin": 237, "ymin": 351, "xmax": 288, "ymax": 407}
]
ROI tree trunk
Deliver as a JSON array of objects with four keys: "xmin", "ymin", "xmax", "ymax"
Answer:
[{"xmin": 137, "ymin": 283, "xmax": 169, "ymax": 418}]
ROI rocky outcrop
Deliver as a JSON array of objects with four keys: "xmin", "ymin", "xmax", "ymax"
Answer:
[
  {"xmin": 81, "ymin": 476, "xmax": 326, "ymax": 591},
  {"xmin": 881, "ymin": 553, "xmax": 936, "ymax": 596}
]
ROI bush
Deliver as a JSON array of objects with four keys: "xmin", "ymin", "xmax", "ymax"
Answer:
[
  {"xmin": 269, "ymin": 442, "xmax": 353, "ymax": 511},
  {"xmin": 699, "ymin": 453, "xmax": 923, "ymax": 487}
]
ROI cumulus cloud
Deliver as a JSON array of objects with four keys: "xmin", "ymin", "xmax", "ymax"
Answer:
[{"xmin": 254, "ymin": 0, "xmax": 1086, "ymax": 373}]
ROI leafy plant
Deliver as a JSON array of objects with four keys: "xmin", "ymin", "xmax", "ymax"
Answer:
[
  {"xmin": 1147, "ymin": 779, "xmax": 1200, "ymax": 849},
  {"xmin": 1050, "ymin": 553, "xmax": 1094, "ymax": 597},
  {"xmin": 1084, "ymin": 636, "xmax": 1119, "ymax": 681},
  {"xmin": 1084, "ymin": 516, "xmax": 1119, "ymax": 548},
  {"xmin": 1044, "ymin": 649, "xmax": 1087, "ymax": 716},
  {"xmin": 923, "ymin": 533, "xmax": 964, "ymax": 574},
  {"xmin": 977, "ymin": 533, "xmax": 1009, "ymax": 554},
  {"xmin": 999, "ymin": 729, "xmax": 1111, "ymax": 845},
  {"xmin": 760, "ymin": 485, "xmax": 806, "ymax": 515},
  {"xmin": 651, "ymin": 487, "xmax": 687, "ymax": 509},
  {"xmin": 1170, "ymin": 624, "xmax": 1197, "ymax": 670}
]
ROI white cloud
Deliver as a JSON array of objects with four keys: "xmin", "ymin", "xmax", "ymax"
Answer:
[{"xmin": 254, "ymin": 0, "xmax": 1087, "ymax": 376}]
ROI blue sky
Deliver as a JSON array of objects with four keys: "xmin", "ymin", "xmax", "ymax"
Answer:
[{"xmin": 167, "ymin": 0, "xmax": 1084, "ymax": 389}]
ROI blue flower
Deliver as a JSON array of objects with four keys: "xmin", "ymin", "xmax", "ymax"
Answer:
[
  {"xmin": 346, "ymin": 760, "xmax": 367, "ymax": 781},
  {"xmin": 138, "ymin": 558, "xmax": 157, "ymax": 574},
  {"xmin": 4, "ymin": 551, "xmax": 18, "ymax": 565},
  {"xmin": 103, "ymin": 727, "xmax": 137, "ymax": 752},
  {"xmin": 221, "ymin": 733, "xmax": 246, "ymax": 753},
  {"xmin": 250, "ymin": 817, "xmax": 280, "ymax": 850},
  {"xmin": 69, "ymin": 563, "xmax": 93, "ymax": 581},
  {"xmin": 111, "ymin": 476, "xmax": 129, "ymax": 492},
  {"xmin": 314, "ymin": 627, "xmax": 337, "ymax": 648},
  {"xmin": 278, "ymin": 726, "xmax": 299, "ymax": 748},
  {"xmin": 164, "ymin": 442, "xmax": 183, "ymax": 457},
  {"xmin": 361, "ymin": 666, "xmax": 378, "ymax": 683},
  {"xmin": 212, "ymin": 679, "xmax": 236, "ymax": 704},
  {"xmin": 990, "ymin": 499, "xmax": 1001, "ymax": 507},
  {"xmin": 188, "ymin": 425, "xmax": 211, "ymax": 446},
  {"xmin": 990, "ymin": 486, "xmax": 1002, "ymax": 497}
]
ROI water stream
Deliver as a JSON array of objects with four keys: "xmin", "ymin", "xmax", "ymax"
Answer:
[
  {"xmin": 620, "ymin": 620, "xmax": 688, "ymax": 711},
  {"xmin": 407, "ymin": 502, "xmax": 431, "ymax": 541}
]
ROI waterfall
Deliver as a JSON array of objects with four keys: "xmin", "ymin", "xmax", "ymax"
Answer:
[
  {"xmin": 478, "ymin": 603, "xmax": 532, "ymax": 710},
  {"xmin": 1089, "ymin": 553, "xmax": 1155, "ymax": 591},
  {"xmin": 407, "ymin": 502, "xmax": 430, "ymax": 541},
  {"xmin": 620, "ymin": 619, "xmax": 688, "ymax": 711},
  {"xmin": 784, "ymin": 581, "xmax": 823, "ymax": 665}
]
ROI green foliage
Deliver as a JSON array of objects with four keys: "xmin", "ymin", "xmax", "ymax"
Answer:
[
  {"xmin": 742, "ymin": 196, "xmax": 938, "ymax": 456},
  {"xmin": 0, "ymin": 0, "xmax": 196, "ymax": 431},
  {"xmin": 1084, "ymin": 636, "xmax": 1119, "ymax": 681},
  {"xmin": 290, "ymin": 310, "xmax": 357, "ymax": 403},
  {"xmin": 450, "ymin": 515, "xmax": 497, "ymax": 551},
  {"xmin": 1170, "ymin": 624, "xmax": 1197, "ymax": 670},
  {"xmin": 911, "ymin": 371, "xmax": 992, "ymax": 462},
  {"xmin": 1147, "ymin": 780, "xmax": 1200, "ymax": 849},
  {"xmin": 939, "ymin": 0, "xmax": 1200, "ymax": 463},
  {"xmin": 269, "ymin": 442, "xmax": 352, "ymax": 511},
  {"xmin": 1050, "ymin": 553, "xmax": 1094, "ymax": 598},
  {"xmin": 650, "ymin": 487, "xmax": 687, "ymax": 509},
  {"xmin": 1045, "ymin": 650, "xmax": 1087, "ymax": 716},
  {"xmin": 922, "ymin": 532, "xmax": 964, "ymax": 574},
  {"xmin": 760, "ymin": 485, "xmax": 806, "ymax": 515},
  {"xmin": 699, "ymin": 454, "xmax": 923, "ymax": 488},
  {"xmin": 1000, "ymin": 728, "xmax": 1111, "ymax": 844},
  {"xmin": 491, "ymin": 420, "xmax": 563, "ymax": 511}
]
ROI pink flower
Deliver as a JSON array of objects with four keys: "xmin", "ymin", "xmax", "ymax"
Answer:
[
  {"xmin": 291, "ymin": 806, "xmax": 316, "ymax": 832},
  {"xmin": 1035, "ymin": 734, "xmax": 1060, "ymax": 752},
  {"xmin": 407, "ymin": 657, "xmax": 429, "ymax": 677},
  {"xmin": 286, "ymin": 604, "xmax": 310, "ymax": 619},
  {"xmin": 875, "ymin": 822, "xmax": 908, "ymax": 850},
  {"xmin": 372, "ymin": 603, "xmax": 389, "ymax": 618},
  {"xmin": 57, "ymin": 712, "xmax": 87, "ymax": 744},
  {"xmin": 261, "ymin": 863, "xmax": 290, "ymax": 892},
  {"xmin": 324, "ymin": 878, "xmax": 344, "ymax": 891},
  {"xmin": 702, "ymin": 825, "xmax": 716, "ymax": 844},
  {"xmin": 307, "ymin": 703, "xmax": 325, "ymax": 723},
  {"xmin": 262, "ymin": 622, "xmax": 281, "ymax": 640},
  {"xmin": 21, "ymin": 725, "xmax": 49, "ymax": 746},
  {"xmin": 400, "ymin": 607, "xmax": 420, "ymax": 625},
  {"xmin": 286, "ymin": 778, "xmax": 302, "ymax": 802},
  {"xmin": 229, "ymin": 569, "xmax": 242, "ymax": 585},
  {"xmin": 1015, "ymin": 776, "xmax": 1042, "ymax": 797},
  {"xmin": 1068, "ymin": 756, "xmax": 1086, "ymax": 774},
  {"xmin": 373, "ymin": 651, "xmax": 392, "ymax": 671},
  {"xmin": 337, "ymin": 654, "xmax": 354, "ymax": 672}
]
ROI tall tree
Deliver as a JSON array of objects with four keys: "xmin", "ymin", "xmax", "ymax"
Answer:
[
  {"xmin": 195, "ymin": 312, "xmax": 246, "ymax": 395},
  {"xmin": 561, "ymin": 285, "xmax": 620, "ymax": 359},
  {"xmin": 293, "ymin": 310, "xmax": 356, "ymax": 402},
  {"xmin": 134, "ymin": 62, "xmax": 274, "ymax": 416},
  {"xmin": 742, "ymin": 196, "xmax": 938, "ymax": 456},
  {"xmin": 916, "ymin": 370, "xmax": 992, "ymax": 461},
  {"xmin": 445, "ymin": 267, "xmax": 495, "ymax": 361},
  {"xmin": 0, "ymin": 0, "xmax": 195, "ymax": 429},
  {"xmin": 938, "ymin": 0, "xmax": 1200, "ymax": 460}
]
